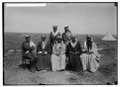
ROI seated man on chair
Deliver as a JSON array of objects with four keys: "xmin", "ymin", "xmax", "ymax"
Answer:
[{"xmin": 21, "ymin": 35, "xmax": 37, "ymax": 72}]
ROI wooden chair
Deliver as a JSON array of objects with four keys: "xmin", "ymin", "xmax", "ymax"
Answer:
[{"xmin": 22, "ymin": 57, "xmax": 31, "ymax": 69}]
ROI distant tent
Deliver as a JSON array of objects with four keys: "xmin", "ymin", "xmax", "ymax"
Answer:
[{"xmin": 102, "ymin": 32, "xmax": 116, "ymax": 41}]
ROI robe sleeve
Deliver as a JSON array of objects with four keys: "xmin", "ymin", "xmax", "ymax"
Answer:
[
  {"xmin": 91, "ymin": 42, "xmax": 100, "ymax": 58},
  {"xmin": 62, "ymin": 33, "xmax": 66, "ymax": 42},
  {"xmin": 82, "ymin": 41, "xmax": 88, "ymax": 52},
  {"xmin": 66, "ymin": 44, "xmax": 70, "ymax": 56},
  {"xmin": 46, "ymin": 43, "xmax": 52, "ymax": 55},
  {"xmin": 78, "ymin": 42, "xmax": 83, "ymax": 54},
  {"xmin": 49, "ymin": 32, "xmax": 53, "ymax": 44},
  {"xmin": 61, "ymin": 43, "xmax": 66, "ymax": 54},
  {"xmin": 62, "ymin": 33, "xmax": 65, "ymax": 39}
]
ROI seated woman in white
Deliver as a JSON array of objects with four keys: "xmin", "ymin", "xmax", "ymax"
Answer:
[{"xmin": 80, "ymin": 35, "xmax": 100, "ymax": 72}]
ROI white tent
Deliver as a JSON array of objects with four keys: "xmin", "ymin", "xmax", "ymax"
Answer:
[{"xmin": 102, "ymin": 32, "xmax": 116, "ymax": 41}]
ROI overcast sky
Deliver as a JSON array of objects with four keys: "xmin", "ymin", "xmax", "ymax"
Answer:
[{"xmin": 4, "ymin": 3, "xmax": 117, "ymax": 34}]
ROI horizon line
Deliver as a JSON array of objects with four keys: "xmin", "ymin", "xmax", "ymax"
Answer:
[{"xmin": 4, "ymin": 32, "xmax": 117, "ymax": 35}]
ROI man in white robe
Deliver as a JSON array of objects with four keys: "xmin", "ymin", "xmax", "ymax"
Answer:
[
  {"xmin": 80, "ymin": 35, "xmax": 100, "ymax": 72},
  {"xmin": 51, "ymin": 35, "xmax": 66, "ymax": 71}
]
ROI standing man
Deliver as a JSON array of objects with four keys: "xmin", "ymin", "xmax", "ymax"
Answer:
[
  {"xmin": 49, "ymin": 25, "xmax": 60, "ymax": 46},
  {"xmin": 22, "ymin": 35, "xmax": 37, "ymax": 72},
  {"xmin": 51, "ymin": 35, "xmax": 66, "ymax": 71},
  {"xmin": 62, "ymin": 26, "xmax": 72, "ymax": 46}
]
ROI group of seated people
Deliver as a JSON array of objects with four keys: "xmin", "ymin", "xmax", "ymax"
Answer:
[{"xmin": 22, "ymin": 25, "xmax": 100, "ymax": 73}]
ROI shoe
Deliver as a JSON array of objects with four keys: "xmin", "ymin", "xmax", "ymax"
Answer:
[
  {"xmin": 106, "ymin": 82, "xmax": 112, "ymax": 85},
  {"xmin": 29, "ymin": 67, "xmax": 36, "ymax": 73},
  {"xmin": 29, "ymin": 68, "xmax": 35, "ymax": 73},
  {"xmin": 41, "ymin": 70, "xmax": 46, "ymax": 73},
  {"xmin": 59, "ymin": 69, "xmax": 65, "ymax": 71}
]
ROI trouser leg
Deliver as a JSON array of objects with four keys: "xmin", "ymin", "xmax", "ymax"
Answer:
[{"xmin": 25, "ymin": 54, "xmax": 37, "ymax": 72}]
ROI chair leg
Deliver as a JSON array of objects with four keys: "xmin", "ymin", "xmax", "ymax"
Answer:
[
  {"xmin": 24, "ymin": 60, "xmax": 27, "ymax": 70},
  {"xmin": 22, "ymin": 58, "xmax": 32, "ymax": 71},
  {"xmin": 22, "ymin": 59, "xmax": 26, "ymax": 70},
  {"xmin": 21, "ymin": 60, "xmax": 24, "ymax": 69}
]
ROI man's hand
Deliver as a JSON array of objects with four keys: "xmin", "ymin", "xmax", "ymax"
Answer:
[
  {"xmin": 55, "ymin": 52, "xmax": 60, "ymax": 56},
  {"xmin": 95, "ymin": 58, "xmax": 100, "ymax": 63},
  {"xmin": 69, "ymin": 51, "xmax": 73, "ymax": 54},
  {"xmin": 26, "ymin": 51, "xmax": 29, "ymax": 54},
  {"xmin": 87, "ymin": 51, "xmax": 93, "ymax": 54},
  {"xmin": 38, "ymin": 51, "xmax": 42, "ymax": 54},
  {"xmin": 75, "ymin": 52, "xmax": 79, "ymax": 54},
  {"xmin": 44, "ymin": 51, "xmax": 48, "ymax": 54}
]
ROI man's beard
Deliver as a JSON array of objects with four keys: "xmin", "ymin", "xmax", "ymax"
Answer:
[{"xmin": 87, "ymin": 40, "xmax": 92, "ymax": 52}]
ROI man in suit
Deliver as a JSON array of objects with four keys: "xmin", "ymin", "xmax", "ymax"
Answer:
[{"xmin": 22, "ymin": 35, "xmax": 37, "ymax": 72}]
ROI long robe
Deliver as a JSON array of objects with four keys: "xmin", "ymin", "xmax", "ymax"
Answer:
[
  {"xmin": 36, "ymin": 41, "xmax": 52, "ymax": 71},
  {"xmin": 66, "ymin": 41, "xmax": 82, "ymax": 71},
  {"xmin": 51, "ymin": 41, "xmax": 66, "ymax": 71},
  {"xmin": 80, "ymin": 41, "xmax": 100, "ymax": 72}
]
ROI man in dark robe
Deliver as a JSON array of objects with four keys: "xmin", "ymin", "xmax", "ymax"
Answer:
[
  {"xmin": 49, "ymin": 25, "xmax": 60, "ymax": 46},
  {"xmin": 22, "ymin": 35, "xmax": 37, "ymax": 72},
  {"xmin": 36, "ymin": 35, "xmax": 52, "ymax": 71},
  {"xmin": 66, "ymin": 35, "xmax": 82, "ymax": 72}
]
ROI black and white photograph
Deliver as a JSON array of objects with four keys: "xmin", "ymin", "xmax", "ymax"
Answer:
[{"xmin": 3, "ymin": 2, "xmax": 118, "ymax": 85}]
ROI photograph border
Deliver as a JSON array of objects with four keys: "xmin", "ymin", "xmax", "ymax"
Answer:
[{"xmin": 2, "ymin": 2, "xmax": 118, "ymax": 85}]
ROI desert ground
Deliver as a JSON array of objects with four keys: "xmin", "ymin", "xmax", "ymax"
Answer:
[{"xmin": 3, "ymin": 33, "xmax": 117, "ymax": 85}]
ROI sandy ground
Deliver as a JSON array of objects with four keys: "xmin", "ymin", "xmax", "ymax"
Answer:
[{"xmin": 4, "ymin": 51, "xmax": 117, "ymax": 85}]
